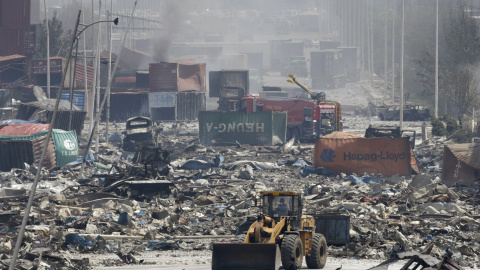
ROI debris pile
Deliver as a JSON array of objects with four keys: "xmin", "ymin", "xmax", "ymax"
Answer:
[{"xmin": 0, "ymin": 121, "xmax": 478, "ymax": 268}]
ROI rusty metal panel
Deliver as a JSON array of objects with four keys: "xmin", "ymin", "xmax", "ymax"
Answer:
[
  {"xmin": 313, "ymin": 214, "xmax": 350, "ymax": 245},
  {"xmin": 48, "ymin": 111, "xmax": 85, "ymax": 137},
  {"xmin": 149, "ymin": 62, "xmax": 178, "ymax": 92},
  {"xmin": 177, "ymin": 61, "xmax": 206, "ymax": 92},
  {"xmin": 176, "ymin": 92, "xmax": 205, "ymax": 121},
  {"xmin": 0, "ymin": 123, "xmax": 49, "ymax": 135},
  {"xmin": 0, "ymin": 0, "xmax": 31, "ymax": 27}
]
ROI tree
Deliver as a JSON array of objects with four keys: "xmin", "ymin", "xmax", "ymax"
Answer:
[
  {"xmin": 443, "ymin": 67, "xmax": 480, "ymax": 126},
  {"xmin": 415, "ymin": 0, "xmax": 480, "ymax": 117},
  {"xmin": 35, "ymin": 11, "xmax": 73, "ymax": 59}
]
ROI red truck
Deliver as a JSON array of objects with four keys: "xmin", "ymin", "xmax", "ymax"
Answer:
[{"xmin": 228, "ymin": 75, "xmax": 342, "ymax": 141}]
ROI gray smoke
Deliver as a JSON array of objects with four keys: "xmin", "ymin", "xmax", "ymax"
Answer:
[{"xmin": 153, "ymin": 1, "xmax": 184, "ymax": 62}]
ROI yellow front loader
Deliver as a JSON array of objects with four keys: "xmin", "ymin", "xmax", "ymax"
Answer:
[{"xmin": 212, "ymin": 191, "xmax": 327, "ymax": 270}]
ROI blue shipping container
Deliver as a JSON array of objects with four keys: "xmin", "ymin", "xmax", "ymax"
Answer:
[{"xmin": 60, "ymin": 93, "xmax": 85, "ymax": 109}]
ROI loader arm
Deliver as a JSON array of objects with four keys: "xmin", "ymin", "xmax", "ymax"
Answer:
[{"xmin": 245, "ymin": 215, "xmax": 287, "ymax": 244}]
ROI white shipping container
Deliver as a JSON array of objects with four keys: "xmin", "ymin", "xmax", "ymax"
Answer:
[{"xmin": 148, "ymin": 92, "xmax": 176, "ymax": 108}]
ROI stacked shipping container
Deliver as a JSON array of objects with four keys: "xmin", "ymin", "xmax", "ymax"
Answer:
[{"xmin": 148, "ymin": 61, "xmax": 206, "ymax": 121}]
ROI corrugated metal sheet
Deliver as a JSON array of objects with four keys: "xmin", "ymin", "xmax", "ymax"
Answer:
[
  {"xmin": 149, "ymin": 62, "xmax": 178, "ymax": 92},
  {"xmin": 314, "ymin": 214, "xmax": 350, "ymax": 245},
  {"xmin": 16, "ymin": 100, "xmax": 86, "ymax": 135},
  {"xmin": 0, "ymin": 131, "xmax": 56, "ymax": 171},
  {"xmin": 102, "ymin": 92, "xmax": 150, "ymax": 122},
  {"xmin": 0, "ymin": 0, "xmax": 31, "ymax": 27},
  {"xmin": 445, "ymin": 144, "xmax": 480, "ymax": 169},
  {"xmin": 0, "ymin": 123, "xmax": 49, "ymax": 135},
  {"xmin": 148, "ymin": 92, "xmax": 176, "ymax": 108},
  {"xmin": 198, "ymin": 111, "xmax": 287, "ymax": 146},
  {"xmin": 51, "ymin": 129, "xmax": 78, "ymax": 167},
  {"xmin": 176, "ymin": 92, "xmax": 205, "ymax": 121},
  {"xmin": 74, "ymin": 62, "xmax": 94, "ymax": 88},
  {"xmin": 60, "ymin": 92, "xmax": 85, "ymax": 110},
  {"xmin": 442, "ymin": 144, "xmax": 480, "ymax": 186}
]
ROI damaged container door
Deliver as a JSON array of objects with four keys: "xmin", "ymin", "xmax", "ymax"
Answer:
[
  {"xmin": 51, "ymin": 129, "xmax": 78, "ymax": 167},
  {"xmin": 199, "ymin": 111, "xmax": 286, "ymax": 146},
  {"xmin": 314, "ymin": 214, "xmax": 350, "ymax": 245},
  {"xmin": 176, "ymin": 92, "xmax": 206, "ymax": 121},
  {"xmin": 148, "ymin": 92, "xmax": 176, "ymax": 121}
]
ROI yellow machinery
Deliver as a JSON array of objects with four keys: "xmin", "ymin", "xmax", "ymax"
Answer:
[{"xmin": 212, "ymin": 191, "xmax": 327, "ymax": 270}]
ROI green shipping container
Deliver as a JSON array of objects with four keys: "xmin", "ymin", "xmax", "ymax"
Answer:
[
  {"xmin": 199, "ymin": 111, "xmax": 287, "ymax": 146},
  {"xmin": 51, "ymin": 129, "xmax": 79, "ymax": 167}
]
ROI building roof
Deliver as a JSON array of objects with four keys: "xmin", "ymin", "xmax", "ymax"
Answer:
[{"xmin": 74, "ymin": 62, "xmax": 94, "ymax": 87}]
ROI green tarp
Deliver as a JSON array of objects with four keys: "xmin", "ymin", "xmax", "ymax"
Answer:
[{"xmin": 199, "ymin": 111, "xmax": 287, "ymax": 146}]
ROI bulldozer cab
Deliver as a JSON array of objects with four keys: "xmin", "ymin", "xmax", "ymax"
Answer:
[{"xmin": 261, "ymin": 191, "xmax": 302, "ymax": 228}]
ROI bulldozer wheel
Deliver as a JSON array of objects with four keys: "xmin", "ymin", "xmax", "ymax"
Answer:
[
  {"xmin": 281, "ymin": 234, "xmax": 303, "ymax": 269},
  {"xmin": 233, "ymin": 234, "xmax": 246, "ymax": 243},
  {"xmin": 306, "ymin": 233, "xmax": 327, "ymax": 269}
]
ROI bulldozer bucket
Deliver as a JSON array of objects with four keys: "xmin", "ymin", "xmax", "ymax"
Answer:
[{"xmin": 212, "ymin": 243, "xmax": 281, "ymax": 270}]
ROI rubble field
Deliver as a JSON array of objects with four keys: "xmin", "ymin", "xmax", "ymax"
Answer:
[{"xmin": 1, "ymin": 81, "xmax": 478, "ymax": 270}]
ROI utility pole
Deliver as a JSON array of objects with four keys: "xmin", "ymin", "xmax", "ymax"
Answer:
[
  {"xmin": 384, "ymin": 3, "xmax": 388, "ymax": 96},
  {"xmin": 435, "ymin": 0, "xmax": 439, "ymax": 118},
  {"xmin": 361, "ymin": 0, "xmax": 365, "ymax": 73},
  {"xmin": 106, "ymin": 1, "xmax": 113, "ymax": 143},
  {"xmin": 370, "ymin": 0, "xmax": 374, "ymax": 85},
  {"xmin": 93, "ymin": 0, "xmax": 102, "ymax": 152},
  {"xmin": 400, "ymin": 0, "xmax": 405, "ymax": 129},
  {"xmin": 44, "ymin": 0, "xmax": 50, "ymax": 99},
  {"xmin": 392, "ymin": 0, "xmax": 396, "ymax": 104},
  {"xmin": 82, "ymin": 0, "xmax": 88, "ymax": 117}
]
